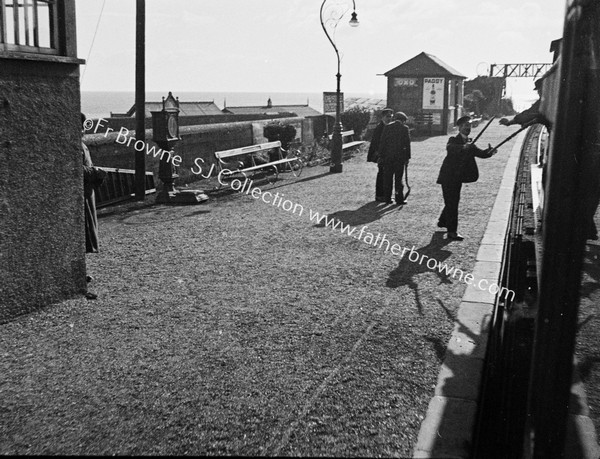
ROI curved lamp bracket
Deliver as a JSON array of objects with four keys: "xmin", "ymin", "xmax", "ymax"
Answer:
[{"xmin": 320, "ymin": 0, "xmax": 355, "ymax": 72}]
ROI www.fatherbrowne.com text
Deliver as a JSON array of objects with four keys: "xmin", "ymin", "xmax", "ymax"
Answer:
[{"xmin": 213, "ymin": 171, "xmax": 515, "ymax": 302}]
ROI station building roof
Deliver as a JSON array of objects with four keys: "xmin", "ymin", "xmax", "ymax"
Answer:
[
  {"xmin": 222, "ymin": 98, "xmax": 322, "ymax": 118},
  {"xmin": 117, "ymin": 101, "xmax": 224, "ymax": 118},
  {"xmin": 384, "ymin": 52, "xmax": 466, "ymax": 78}
]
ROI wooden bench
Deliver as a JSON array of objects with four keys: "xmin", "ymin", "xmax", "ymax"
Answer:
[
  {"xmin": 411, "ymin": 113, "xmax": 434, "ymax": 135},
  {"xmin": 415, "ymin": 113, "xmax": 434, "ymax": 123},
  {"xmin": 328, "ymin": 130, "xmax": 365, "ymax": 150},
  {"xmin": 214, "ymin": 140, "xmax": 303, "ymax": 187}
]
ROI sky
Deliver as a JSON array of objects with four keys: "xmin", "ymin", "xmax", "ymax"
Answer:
[{"xmin": 76, "ymin": 0, "xmax": 566, "ymax": 104}]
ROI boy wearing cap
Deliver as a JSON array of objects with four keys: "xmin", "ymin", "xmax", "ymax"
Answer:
[
  {"xmin": 378, "ymin": 111, "xmax": 412, "ymax": 204},
  {"xmin": 437, "ymin": 115, "xmax": 496, "ymax": 240}
]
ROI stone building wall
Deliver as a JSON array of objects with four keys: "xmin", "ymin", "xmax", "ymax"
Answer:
[{"xmin": 0, "ymin": 58, "xmax": 85, "ymax": 322}]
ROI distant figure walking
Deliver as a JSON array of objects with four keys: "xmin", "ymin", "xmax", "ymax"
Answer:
[
  {"xmin": 437, "ymin": 115, "xmax": 496, "ymax": 241},
  {"xmin": 367, "ymin": 108, "xmax": 394, "ymax": 201},
  {"xmin": 378, "ymin": 111, "xmax": 411, "ymax": 205}
]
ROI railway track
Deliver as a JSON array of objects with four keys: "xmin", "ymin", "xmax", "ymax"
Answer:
[{"xmin": 473, "ymin": 124, "xmax": 545, "ymax": 458}]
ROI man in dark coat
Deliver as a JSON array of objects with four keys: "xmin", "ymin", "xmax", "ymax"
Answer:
[
  {"xmin": 378, "ymin": 111, "xmax": 411, "ymax": 205},
  {"xmin": 437, "ymin": 115, "xmax": 496, "ymax": 240},
  {"xmin": 83, "ymin": 141, "xmax": 104, "ymax": 253},
  {"xmin": 367, "ymin": 108, "xmax": 394, "ymax": 201},
  {"xmin": 82, "ymin": 115, "xmax": 106, "ymax": 253},
  {"xmin": 81, "ymin": 114, "xmax": 107, "ymax": 298}
]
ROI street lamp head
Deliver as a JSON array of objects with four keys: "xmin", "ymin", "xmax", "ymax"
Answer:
[{"xmin": 349, "ymin": 11, "xmax": 359, "ymax": 27}]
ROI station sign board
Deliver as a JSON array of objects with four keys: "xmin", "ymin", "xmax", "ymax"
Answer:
[
  {"xmin": 394, "ymin": 77, "xmax": 418, "ymax": 87},
  {"xmin": 323, "ymin": 91, "xmax": 343, "ymax": 115}
]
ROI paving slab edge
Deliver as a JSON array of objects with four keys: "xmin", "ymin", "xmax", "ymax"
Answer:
[{"xmin": 412, "ymin": 130, "xmax": 527, "ymax": 458}]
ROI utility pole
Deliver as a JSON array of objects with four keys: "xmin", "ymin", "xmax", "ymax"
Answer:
[{"xmin": 135, "ymin": 0, "xmax": 146, "ymax": 200}]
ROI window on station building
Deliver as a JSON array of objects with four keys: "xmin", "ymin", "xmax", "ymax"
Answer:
[{"xmin": 1, "ymin": 0, "xmax": 59, "ymax": 54}]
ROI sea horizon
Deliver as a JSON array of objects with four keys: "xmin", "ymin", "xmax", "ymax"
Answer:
[
  {"xmin": 81, "ymin": 90, "xmax": 387, "ymax": 120},
  {"xmin": 81, "ymin": 90, "xmax": 535, "ymax": 120}
]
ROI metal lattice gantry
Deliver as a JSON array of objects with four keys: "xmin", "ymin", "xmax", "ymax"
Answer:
[{"xmin": 489, "ymin": 63, "xmax": 553, "ymax": 78}]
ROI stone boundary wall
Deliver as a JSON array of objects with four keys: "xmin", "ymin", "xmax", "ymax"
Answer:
[
  {"xmin": 98, "ymin": 112, "xmax": 297, "ymax": 132},
  {"xmin": 84, "ymin": 116, "xmax": 319, "ymax": 185}
]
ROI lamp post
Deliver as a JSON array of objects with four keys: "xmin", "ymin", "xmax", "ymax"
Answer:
[
  {"xmin": 320, "ymin": 0, "xmax": 359, "ymax": 173},
  {"xmin": 135, "ymin": 0, "xmax": 145, "ymax": 199}
]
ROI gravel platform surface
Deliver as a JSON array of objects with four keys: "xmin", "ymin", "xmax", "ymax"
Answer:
[{"xmin": 1, "ymin": 124, "xmax": 521, "ymax": 456}]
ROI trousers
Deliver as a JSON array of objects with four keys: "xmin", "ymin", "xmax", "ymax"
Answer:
[
  {"xmin": 375, "ymin": 169, "xmax": 384, "ymax": 199},
  {"xmin": 439, "ymin": 181, "xmax": 462, "ymax": 233},
  {"xmin": 380, "ymin": 162, "xmax": 405, "ymax": 202}
]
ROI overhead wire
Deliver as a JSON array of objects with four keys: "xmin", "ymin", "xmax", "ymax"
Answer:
[{"xmin": 81, "ymin": 0, "xmax": 107, "ymax": 85}]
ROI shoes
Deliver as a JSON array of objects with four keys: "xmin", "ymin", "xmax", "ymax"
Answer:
[
  {"xmin": 85, "ymin": 292, "xmax": 97, "ymax": 300},
  {"xmin": 394, "ymin": 195, "xmax": 407, "ymax": 205},
  {"xmin": 447, "ymin": 232, "xmax": 464, "ymax": 241},
  {"xmin": 86, "ymin": 275, "xmax": 93, "ymax": 283}
]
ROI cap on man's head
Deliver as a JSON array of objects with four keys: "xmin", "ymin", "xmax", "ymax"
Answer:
[
  {"xmin": 381, "ymin": 108, "xmax": 393, "ymax": 116},
  {"xmin": 395, "ymin": 111, "xmax": 407, "ymax": 122},
  {"xmin": 456, "ymin": 115, "xmax": 471, "ymax": 127}
]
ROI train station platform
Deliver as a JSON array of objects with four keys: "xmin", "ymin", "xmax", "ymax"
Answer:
[
  {"xmin": 0, "ymin": 123, "xmax": 535, "ymax": 456},
  {"xmin": 413, "ymin": 125, "xmax": 525, "ymax": 458}
]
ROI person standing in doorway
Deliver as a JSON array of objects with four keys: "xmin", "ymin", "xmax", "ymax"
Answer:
[
  {"xmin": 367, "ymin": 108, "xmax": 394, "ymax": 202},
  {"xmin": 378, "ymin": 111, "xmax": 411, "ymax": 205},
  {"xmin": 81, "ymin": 113, "xmax": 107, "ymax": 299},
  {"xmin": 437, "ymin": 115, "xmax": 496, "ymax": 240}
]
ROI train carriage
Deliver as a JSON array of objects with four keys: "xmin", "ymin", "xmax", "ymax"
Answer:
[{"xmin": 473, "ymin": 1, "xmax": 600, "ymax": 457}]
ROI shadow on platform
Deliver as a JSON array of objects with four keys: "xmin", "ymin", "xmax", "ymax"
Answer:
[
  {"xmin": 313, "ymin": 201, "xmax": 400, "ymax": 228},
  {"xmin": 385, "ymin": 231, "xmax": 453, "ymax": 314}
]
